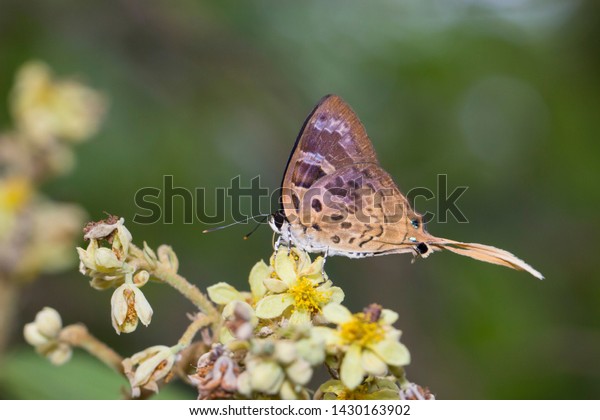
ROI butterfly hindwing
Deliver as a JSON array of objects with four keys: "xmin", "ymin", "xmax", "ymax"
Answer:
[{"xmin": 288, "ymin": 163, "xmax": 431, "ymax": 256}]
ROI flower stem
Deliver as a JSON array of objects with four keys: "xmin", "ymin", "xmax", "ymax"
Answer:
[
  {"xmin": 129, "ymin": 244, "xmax": 218, "ymax": 318},
  {"xmin": 59, "ymin": 324, "xmax": 124, "ymax": 374},
  {"xmin": 178, "ymin": 315, "xmax": 212, "ymax": 347},
  {"xmin": 152, "ymin": 265, "xmax": 218, "ymax": 318}
]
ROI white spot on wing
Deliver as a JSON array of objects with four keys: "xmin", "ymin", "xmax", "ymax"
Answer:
[{"xmin": 313, "ymin": 116, "xmax": 349, "ymax": 136}]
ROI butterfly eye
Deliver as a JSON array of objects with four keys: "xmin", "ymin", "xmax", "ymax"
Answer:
[
  {"xmin": 416, "ymin": 242, "xmax": 429, "ymax": 255},
  {"xmin": 411, "ymin": 219, "xmax": 420, "ymax": 229}
]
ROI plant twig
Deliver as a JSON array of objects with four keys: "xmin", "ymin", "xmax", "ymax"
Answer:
[{"xmin": 59, "ymin": 324, "xmax": 124, "ymax": 374}]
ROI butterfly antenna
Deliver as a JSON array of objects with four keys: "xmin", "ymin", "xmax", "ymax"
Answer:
[
  {"xmin": 243, "ymin": 215, "xmax": 269, "ymax": 240},
  {"xmin": 202, "ymin": 214, "xmax": 270, "ymax": 234}
]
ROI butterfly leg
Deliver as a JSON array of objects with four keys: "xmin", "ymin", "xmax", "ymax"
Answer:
[{"xmin": 321, "ymin": 247, "xmax": 329, "ymax": 277}]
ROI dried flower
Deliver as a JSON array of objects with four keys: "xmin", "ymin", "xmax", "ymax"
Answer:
[
  {"xmin": 110, "ymin": 279, "xmax": 153, "ymax": 334},
  {"xmin": 77, "ymin": 217, "xmax": 134, "ymax": 289},
  {"xmin": 189, "ymin": 344, "xmax": 240, "ymax": 399},
  {"xmin": 123, "ymin": 345, "xmax": 178, "ymax": 398},
  {"xmin": 313, "ymin": 303, "xmax": 410, "ymax": 390},
  {"xmin": 23, "ymin": 307, "xmax": 72, "ymax": 365},
  {"xmin": 254, "ymin": 246, "xmax": 343, "ymax": 325},
  {"xmin": 399, "ymin": 382, "xmax": 435, "ymax": 400}
]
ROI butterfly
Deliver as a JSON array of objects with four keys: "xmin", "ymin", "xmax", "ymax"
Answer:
[{"xmin": 268, "ymin": 94, "xmax": 543, "ymax": 280}]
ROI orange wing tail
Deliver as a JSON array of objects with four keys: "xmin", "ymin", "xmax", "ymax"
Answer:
[{"xmin": 430, "ymin": 239, "xmax": 543, "ymax": 280}]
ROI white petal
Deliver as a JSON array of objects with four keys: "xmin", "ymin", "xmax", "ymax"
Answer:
[
  {"xmin": 133, "ymin": 287, "xmax": 153, "ymax": 326},
  {"xmin": 322, "ymin": 303, "xmax": 353, "ymax": 325},
  {"xmin": 361, "ymin": 349, "xmax": 388, "ymax": 376},
  {"xmin": 340, "ymin": 344, "xmax": 365, "ymax": 390},
  {"xmin": 110, "ymin": 285, "xmax": 129, "ymax": 326},
  {"xmin": 380, "ymin": 309, "xmax": 399, "ymax": 325},
  {"xmin": 206, "ymin": 282, "xmax": 243, "ymax": 305},
  {"xmin": 254, "ymin": 294, "xmax": 294, "ymax": 319},
  {"xmin": 328, "ymin": 287, "xmax": 345, "ymax": 304},
  {"xmin": 288, "ymin": 309, "xmax": 311, "ymax": 325},
  {"xmin": 368, "ymin": 339, "xmax": 411, "ymax": 367},
  {"xmin": 263, "ymin": 278, "xmax": 289, "ymax": 293},
  {"xmin": 274, "ymin": 247, "xmax": 297, "ymax": 285},
  {"xmin": 248, "ymin": 261, "xmax": 269, "ymax": 298},
  {"xmin": 94, "ymin": 248, "xmax": 123, "ymax": 271}
]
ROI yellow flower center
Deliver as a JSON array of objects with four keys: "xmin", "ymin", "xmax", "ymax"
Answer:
[
  {"xmin": 340, "ymin": 314, "xmax": 385, "ymax": 347},
  {"xmin": 287, "ymin": 276, "xmax": 330, "ymax": 314}
]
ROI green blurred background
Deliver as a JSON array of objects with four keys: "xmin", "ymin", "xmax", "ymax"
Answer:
[{"xmin": 1, "ymin": 0, "xmax": 599, "ymax": 399}]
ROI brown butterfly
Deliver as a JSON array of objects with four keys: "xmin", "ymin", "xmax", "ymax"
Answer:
[{"xmin": 268, "ymin": 94, "xmax": 543, "ymax": 279}]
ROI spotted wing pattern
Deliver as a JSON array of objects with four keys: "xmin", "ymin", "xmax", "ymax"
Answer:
[{"xmin": 277, "ymin": 94, "xmax": 543, "ymax": 279}]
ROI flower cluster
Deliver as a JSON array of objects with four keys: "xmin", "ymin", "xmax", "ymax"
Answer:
[
  {"xmin": 77, "ymin": 216, "xmax": 154, "ymax": 334},
  {"xmin": 25, "ymin": 216, "xmax": 431, "ymax": 400},
  {"xmin": 0, "ymin": 61, "xmax": 105, "ymax": 285}
]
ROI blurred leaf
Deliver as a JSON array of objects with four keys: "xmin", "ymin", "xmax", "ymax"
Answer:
[{"xmin": 0, "ymin": 347, "xmax": 195, "ymax": 399}]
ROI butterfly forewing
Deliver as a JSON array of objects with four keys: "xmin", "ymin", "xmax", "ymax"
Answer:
[
  {"xmin": 282, "ymin": 95, "xmax": 378, "ymax": 228},
  {"xmin": 280, "ymin": 95, "xmax": 430, "ymax": 256}
]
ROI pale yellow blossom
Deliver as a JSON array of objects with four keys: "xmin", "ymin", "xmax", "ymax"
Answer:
[
  {"xmin": 254, "ymin": 246, "xmax": 343, "ymax": 325},
  {"xmin": 313, "ymin": 303, "xmax": 410, "ymax": 390}
]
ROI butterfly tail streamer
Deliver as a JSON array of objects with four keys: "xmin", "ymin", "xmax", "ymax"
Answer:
[{"xmin": 429, "ymin": 239, "xmax": 544, "ymax": 280}]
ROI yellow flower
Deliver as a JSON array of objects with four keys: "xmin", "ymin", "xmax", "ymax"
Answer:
[
  {"xmin": 123, "ymin": 345, "xmax": 178, "ymax": 398},
  {"xmin": 314, "ymin": 303, "xmax": 410, "ymax": 390},
  {"xmin": 10, "ymin": 60, "xmax": 106, "ymax": 145},
  {"xmin": 110, "ymin": 279, "xmax": 153, "ymax": 334},
  {"xmin": 206, "ymin": 261, "xmax": 271, "ymax": 342},
  {"xmin": 254, "ymin": 246, "xmax": 343, "ymax": 325}
]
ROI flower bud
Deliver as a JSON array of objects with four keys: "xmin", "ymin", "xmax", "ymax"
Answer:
[
  {"xmin": 133, "ymin": 270, "xmax": 150, "ymax": 287},
  {"xmin": 157, "ymin": 245, "xmax": 178, "ymax": 273},
  {"xmin": 33, "ymin": 307, "xmax": 62, "ymax": 338}
]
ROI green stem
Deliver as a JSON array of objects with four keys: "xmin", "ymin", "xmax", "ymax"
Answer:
[{"xmin": 59, "ymin": 324, "xmax": 124, "ymax": 374}]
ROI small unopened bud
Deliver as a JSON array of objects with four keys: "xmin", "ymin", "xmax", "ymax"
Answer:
[
  {"xmin": 133, "ymin": 270, "xmax": 150, "ymax": 287},
  {"xmin": 157, "ymin": 245, "xmax": 178, "ymax": 273}
]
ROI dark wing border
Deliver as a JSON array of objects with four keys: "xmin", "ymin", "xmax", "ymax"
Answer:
[{"xmin": 278, "ymin": 94, "xmax": 334, "ymax": 211}]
